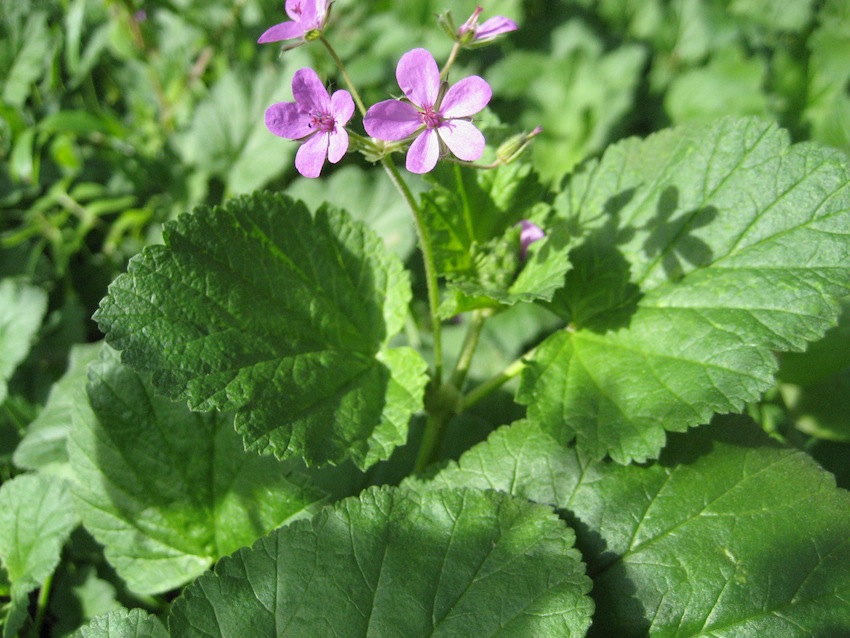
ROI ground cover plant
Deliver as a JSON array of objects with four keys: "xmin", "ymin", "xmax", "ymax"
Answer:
[{"xmin": 2, "ymin": 0, "xmax": 850, "ymax": 635}]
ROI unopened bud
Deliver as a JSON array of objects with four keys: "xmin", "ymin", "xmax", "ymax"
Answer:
[
  {"xmin": 436, "ymin": 10, "xmax": 459, "ymax": 41},
  {"xmin": 496, "ymin": 126, "xmax": 543, "ymax": 164},
  {"xmin": 518, "ymin": 220, "xmax": 545, "ymax": 260}
]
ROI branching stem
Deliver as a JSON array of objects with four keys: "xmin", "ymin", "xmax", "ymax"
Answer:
[{"xmin": 460, "ymin": 347, "xmax": 535, "ymax": 411}]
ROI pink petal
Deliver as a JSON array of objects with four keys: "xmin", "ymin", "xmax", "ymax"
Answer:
[
  {"xmin": 298, "ymin": 0, "xmax": 318, "ymax": 28},
  {"xmin": 364, "ymin": 100, "xmax": 422, "ymax": 141},
  {"xmin": 291, "ymin": 68, "xmax": 330, "ymax": 113},
  {"xmin": 327, "ymin": 128, "xmax": 349, "ymax": 163},
  {"xmin": 438, "ymin": 119, "xmax": 485, "ymax": 162},
  {"xmin": 406, "ymin": 129, "xmax": 440, "ymax": 174},
  {"xmin": 475, "ymin": 16, "xmax": 518, "ymax": 40},
  {"xmin": 258, "ymin": 20, "xmax": 304, "ymax": 43},
  {"xmin": 396, "ymin": 48, "xmax": 440, "ymax": 108},
  {"xmin": 440, "ymin": 76, "xmax": 492, "ymax": 118},
  {"xmin": 295, "ymin": 133, "xmax": 328, "ymax": 178},
  {"xmin": 284, "ymin": 0, "xmax": 302, "ymax": 20},
  {"xmin": 265, "ymin": 102, "xmax": 312, "ymax": 139},
  {"xmin": 331, "ymin": 90, "xmax": 355, "ymax": 126}
]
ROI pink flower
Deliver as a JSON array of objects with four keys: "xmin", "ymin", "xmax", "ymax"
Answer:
[
  {"xmin": 257, "ymin": 0, "xmax": 330, "ymax": 47},
  {"xmin": 518, "ymin": 220, "xmax": 545, "ymax": 259},
  {"xmin": 458, "ymin": 6, "xmax": 517, "ymax": 43},
  {"xmin": 364, "ymin": 48, "xmax": 492, "ymax": 174},
  {"xmin": 264, "ymin": 68, "xmax": 354, "ymax": 178}
]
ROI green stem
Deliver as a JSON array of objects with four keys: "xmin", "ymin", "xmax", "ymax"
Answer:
[
  {"xmin": 319, "ymin": 36, "xmax": 367, "ymax": 116},
  {"xmin": 380, "ymin": 157, "xmax": 443, "ymax": 386},
  {"xmin": 413, "ymin": 413, "xmax": 447, "ymax": 474},
  {"xmin": 460, "ymin": 348, "xmax": 534, "ymax": 411},
  {"xmin": 30, "ymin": 572, "xmax": 54, "ymax": 637},
  {"xmin": 440, "ymin": 42, "xmax": 462, "ymax": 79},
  {"xmin": 449, "ymin": 310, "xmax": 487, "ymax": 390}
]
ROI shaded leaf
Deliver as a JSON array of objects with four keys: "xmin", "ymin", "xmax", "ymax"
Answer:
[
  {"xmin": 67, "ymin": 345, "xmax": 328, "ymax": 594},
  {"xmin": 0, "ymin": 278, "xmax": 48, "ymax": 404},
  {"xmin": 13, "ymin": 342, "xmax": 101, "ymax": 474}
]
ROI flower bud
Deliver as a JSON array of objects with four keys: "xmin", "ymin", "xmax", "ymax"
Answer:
[{"xmin": 496, "ymin": 126, "xmax": 543, "ymax": 164}]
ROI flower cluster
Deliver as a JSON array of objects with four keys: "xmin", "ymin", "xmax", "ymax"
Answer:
[
  {"xmin": 260, "ymin": 2, "xmax": 519, "ymax": 178},
  {"xmin": 364, "ymin": 48, "xmax": 491, "ymax": 174}
]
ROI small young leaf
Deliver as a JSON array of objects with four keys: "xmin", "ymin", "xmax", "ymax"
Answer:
[
  {"xmin": 0, "ymin": 278, "xmax": 48, "ymax": 404},
  {"xmin": 421, "ymin": 160, "xmax": 548, "ymax": 277},
  {"xmin": 424, "ymin": 417, "xmax": 850, "ymax": 637},
  {"xmin": 520, "ymin": 117, "xmax": 850, "ymax": 463},
  {"xmin": 169, "ymin": 486, "xmax": 594, "ymax": 637},
  {"xmin": 94, "ymin": 192, "xmax": 427, "ymax": 468},
  {"xmin": 69, "ymin": 608, "xmax": 168, "ymax": 638},
  {"xmin": 67, "ymin": 345, "xmax": 328, "ymax": 595},
  {"xmin": 0, "ymin": 473, "xmax": 79, "ymax": 637},
  {"xmin": 421, "ymin": 161, "xmax": 571, "ymax": 316}
]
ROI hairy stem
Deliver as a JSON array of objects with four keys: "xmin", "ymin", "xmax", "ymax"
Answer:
[
  {"xmin": 440, "ymin": 42, "xmax": 462, "ymax": 79},
  {"xmin": 381, "ymin": 158, "xmax": 444, "ymax": 386},
  {"xmin": 449, "ymin": 310, "xmax": 487, "ymax": 390},
  {"xmin": 319, "ymin": 36, "xmax": 367, "ymax": 116}
]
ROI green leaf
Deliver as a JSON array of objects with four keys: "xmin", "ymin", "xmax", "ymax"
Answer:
[
  {"xmin": 168, "ymin": 486, "xmax": 593, "ymax": 637},
  {"xmin": 804, "ymin": 0, "xmax": 850, "ymax": 156},
  {"xmin": 424, "ymin": 417, "xmax": 850, "ymax": 637},
  {"xmin": 94, "ymin": 192, "xmax": 427, "ymax": 469},
  {"xmin": 420, "ymin": 160, "xmax": 570, "ymax": 316},
  {"xmin": 69, "ymin": 608, "xmax": 168, "ymax": 638},
  {"xmin": 519, "ymin": 117, "xmax": 850, "ymax": 463},
  {"xmin": 777, "ymin": 297, "xmax": 850, "ymax": 385},
  {"xmin": 13, "ymin": 343, "xmax": 101, "ymax": 474},
  {"xmin": 172, "ymin": 67, "xmax": 296, "ymax": 194},
  {"xmin": 487, "ymin": 20, "xmax": 646, "ymax": 183},
  {"xmin": 665, "ymin": 46, "xmax": 768, "ymax": 125},
  {"xmin": 286, "ymin": 165, "xmax": 418, "ymax": 260},
  {"xmin": 0, "ymin": 278, "xmax": 48, "ymax": 404},
  {"xmin": 422, "ymin": 161, "xmax": 547, "ymax": 277},
  {"xmin": 67, "ymin": 345, "xmax": 328, "ymax": 595},
  {"xmin": 0, "ymin": 473, "xmax": 79, "ymax": 637},
  {"xmin": 1, "ymin": 11, "xmax": 53, "ymax": 108}
]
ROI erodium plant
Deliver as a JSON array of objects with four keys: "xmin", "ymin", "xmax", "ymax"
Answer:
[{"xmin": 3, "ymin": 2, "xmax": 850, "ymax": 637}]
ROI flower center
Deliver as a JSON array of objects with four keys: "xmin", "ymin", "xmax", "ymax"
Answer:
[
  {"xmin": 310, "ymin": 112, "xmax": 335, "ymax": 133},
  {"xmin": 421, "ymin": 106, "xmax": 442, "ymax": 129}
]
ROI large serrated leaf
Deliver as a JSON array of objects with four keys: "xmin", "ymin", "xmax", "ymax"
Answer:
[
  {"xmin": 67, "ymin": 345, "xmax": 328, "ymax": 595},
  {"xmin": 168, "ymin": 485, "xmax": 593, "ymax": 637},
  {"xmin": 94, "ymin": 192, "xmax": 427, "ymax": 468},
  {"xmin": 422, "ymin": 417, "xmax": 850, "ymax": 637},
  {"xmin": 519, "ymin": 116, "xmax": 850, "ymax": 463}
]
